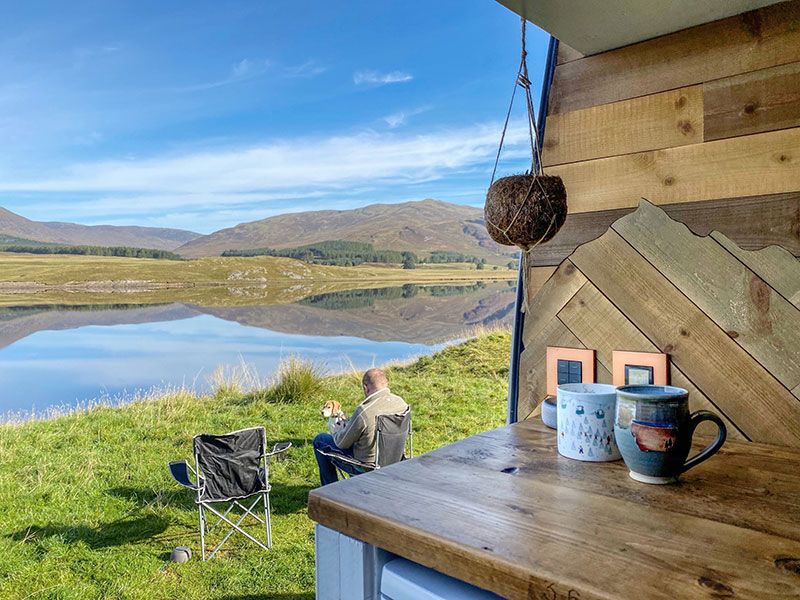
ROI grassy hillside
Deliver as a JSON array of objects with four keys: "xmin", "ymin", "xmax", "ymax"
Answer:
[
  {"xmin": 0, "ymin": 331, "xmax": 511, "ymax": 600},
  {"xmin": 176, "ymin": 199, "xmax": 515, "ymax": 264}
]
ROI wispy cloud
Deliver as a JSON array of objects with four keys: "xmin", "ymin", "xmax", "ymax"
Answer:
[
  {"xmin": 284, "ymin": 60, "xmax": 326, "ymax": 78},
  {"xmin": 353, "ymin": 70, "xmax": 413, "ymax": 86},
  {"xmin": 383, "ymin": 106, "xmax": 431, "ymax": 129},
  {"xmin": 0, "ymin": 121, "xmax": 536, "ymax": 231}
]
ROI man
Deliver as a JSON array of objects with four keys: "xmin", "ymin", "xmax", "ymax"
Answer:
[{"xmin": 313, "ymin": 368, "xmax": 408, "ymax": 486}]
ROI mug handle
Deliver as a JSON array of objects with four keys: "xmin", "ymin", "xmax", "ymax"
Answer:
[{"xmin": 682, "ymin": 410, "xmax": 727, "ymax": 473}]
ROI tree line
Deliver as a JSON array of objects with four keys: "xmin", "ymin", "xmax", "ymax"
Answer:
[{"xmin": 0, "ymin": 245, "xmax": 183, "ymax": 260}]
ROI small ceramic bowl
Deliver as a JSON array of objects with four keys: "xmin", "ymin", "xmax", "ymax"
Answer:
[{"xmin": 541, "ymin": 398, "xmax": 557, "ymax": 429}]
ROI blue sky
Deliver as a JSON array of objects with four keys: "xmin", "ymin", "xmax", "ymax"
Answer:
[{"xmin": 0, "ymin": 1, "xmax": 549, "ymax": 233}]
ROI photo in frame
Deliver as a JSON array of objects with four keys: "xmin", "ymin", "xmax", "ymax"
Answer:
[{"xmin": 612, "ymin": 350, "xmax": 669, "ymax": 387}]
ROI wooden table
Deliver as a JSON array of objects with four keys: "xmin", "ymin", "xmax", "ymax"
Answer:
[{"xmin": 308, "ymin": 419, "xmax": 800, "ymax": 600}]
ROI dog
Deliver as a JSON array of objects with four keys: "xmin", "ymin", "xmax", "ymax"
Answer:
[{"xmin": 321, "ymin": 400, "xmax": 348, "ymax": 433}]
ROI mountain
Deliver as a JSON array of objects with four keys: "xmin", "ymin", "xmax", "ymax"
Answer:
[
  {"xmin": 176, "ymin": 199, "xmax": 516, "ymax": 263},
  {"xmin": 0, "ymin": 207, "xmax": 200, "ymax": 250}
]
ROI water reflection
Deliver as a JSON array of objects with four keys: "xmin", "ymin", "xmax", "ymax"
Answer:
[{"xmin": 0, "ymin": 282, "xmax": 514, "ymax": 420}]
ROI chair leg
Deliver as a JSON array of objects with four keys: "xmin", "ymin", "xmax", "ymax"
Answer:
[
  {"xmin": 198, "ymin": 504, "xmax": 207, "ymax": 561},
  {"xmin": 264, "ymin": 492, "xmax": 272, "ymax": 549}
]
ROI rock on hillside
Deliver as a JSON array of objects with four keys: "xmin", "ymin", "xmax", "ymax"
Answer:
[
  {"xmin": 0, "ymin": 207, "xmax": 200, "ymax": 250},
  {"xmin": 176, "ymin": 199, "xmax": 515, "ymax": 263}
]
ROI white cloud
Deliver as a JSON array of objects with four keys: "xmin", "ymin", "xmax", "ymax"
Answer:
[
  {"xmin": 353, "ymin": 70, "xmax": 413, "ymax": 85},
  {"xmin": 284, "ymin": 60, "xmax": 326, "ymax": 78},
  {"xmin": 383, "ymin": 106, "xmax": 431, "ymax": 129}
]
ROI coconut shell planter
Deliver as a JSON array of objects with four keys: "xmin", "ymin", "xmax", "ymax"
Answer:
[{"xmin": 485, "ymin": 174, "xmax": 567, "ymax": 250}]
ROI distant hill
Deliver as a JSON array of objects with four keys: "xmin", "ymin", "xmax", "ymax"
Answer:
[
  {"xmin": 176, "ymin": 199, "xmax": 516, "ymax": 263},
  {"xmin": 0, "ymin": 207, "xmax": 200, "ymax": 251}
]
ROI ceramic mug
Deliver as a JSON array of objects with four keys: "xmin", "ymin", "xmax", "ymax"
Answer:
[
  {"xmin": 614, "ymin": 385, "xmax": 727, "ymax": 484},
  {"xmin": 557, "ymin": 383, "xmax": 621, "ymax": 462}
]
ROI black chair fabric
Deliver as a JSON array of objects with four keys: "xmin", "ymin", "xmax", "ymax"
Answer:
[
  {"xmin": 193, "ymin": 427, "xmax": 266, "ymax": 502},
  {"xmin": 375, "ymin": 408, "xmax": 411, "ymax": 467}
]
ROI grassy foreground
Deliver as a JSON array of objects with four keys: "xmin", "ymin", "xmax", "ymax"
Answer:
[{"xmin": 0, "ymin": 331, "xmax": 511, "ymax": 600}]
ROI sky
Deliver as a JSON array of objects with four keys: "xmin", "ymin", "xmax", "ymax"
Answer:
[{"xmin": 0, "ymin": 1, "xmax": 549, "ymax": 234}]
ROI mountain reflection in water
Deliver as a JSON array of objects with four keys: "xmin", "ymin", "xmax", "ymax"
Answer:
[{"xmin": 0, "ymin": 281, "xmax": 514, "ymax": 420}]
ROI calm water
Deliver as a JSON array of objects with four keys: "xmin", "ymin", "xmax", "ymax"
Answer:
[{"xmin": 0, "ymin": 282, "xmax": 515, "ymax": 420}]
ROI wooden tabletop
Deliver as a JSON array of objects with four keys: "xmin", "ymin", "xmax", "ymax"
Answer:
[{"xmin": 307, "ymin": 419, "xmax": 800, "ymax": 600}]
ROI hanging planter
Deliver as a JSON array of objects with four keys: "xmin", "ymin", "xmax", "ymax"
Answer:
[
  {"xmin": 484, "ymin": 18, "xmax": 567, "ymax": 252},
  {"xmin": 485, "ymin": 173, "xmax": 567, "ymax": 250}
]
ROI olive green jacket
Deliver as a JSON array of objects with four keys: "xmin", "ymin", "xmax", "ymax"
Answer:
[{"xmin": 332, "ymin": 388, "xmax": 409, "ymax": 464}]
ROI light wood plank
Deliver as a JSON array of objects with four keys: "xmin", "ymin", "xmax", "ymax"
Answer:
[
  {"xmin": 523, "ymin": 266, "xmax": 556, "ymax": 304},
  {"xmin": 521, "ymin": 259, "xmax": 586, "ymax": 347},
  {"xmin": 557, "ymin": 282, "xmax": 746, "ymax": 440},
  {"xmin": 542, "ymin": 86, "xmax": 703, "ymax": 166},
  {"xmin": 712, "ymin": 231, "xmax": 800, "ymax": 308},
  {"xmin": 704, "ymin": 60, "xmax": 800, "ymax": 141},
  {"xmin": 545, "ymin": 127, "xmax": 800, "ymax": 214},
  {"xmin": 571, "ymin": 228, "xmax": 800, "ymax": 447},
  {"xmin": 614, "ymin": 200, "xmax": 800, "ymax": 392},
  {"xmin": 518, "ymin": 316, "xmax": 583, "ymax": 420},
  {"xmin": 548, "ymin": 0, "xmax": 800, "ymax": 114},
  {"xmin": 528, "ymin": 192, "xmax": 800, "ymax": 266}
]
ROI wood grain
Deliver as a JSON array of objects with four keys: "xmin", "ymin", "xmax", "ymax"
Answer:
[
  {"xmin": 518, "ymin": 316, "xmax": 582, "ymax": 420},
  {"xmin": 548, "ymin": 1, "xmax": 800, "ymax": 114},
  {"xmin": 705, "ymin": 61, "xmax": 800, "ymax": 141},
  {"xmin": 614, "ymin": 200, "xmax": 800, "ymax": 392},
  {"xmin": 308, "ymin": 419, "xmax": 800, "ymax": 600},
  {"xmin": 557, "ymin": 282, "xmax": 745, "ymax": 440},
  {"xmin": 528, "ymin": 192, "xmax": 800, "ymax": 267},
  {"xmin": 545, "ymin": 127, "xmax": 800, "ymax": 214},
  {"xmin": 542, "ymin": 86, "xmax": 702, "ymax": 166},
  {"xmin": 712, "ymin": 231, "xmax": 800, "ymax": 308},
  {"xmin": 521, "ymin": 259, "xmax": 586, "ymax": 347},
  {"xmin": 570, "ymin": 228, "xmax": 800, "ymax": 447}
]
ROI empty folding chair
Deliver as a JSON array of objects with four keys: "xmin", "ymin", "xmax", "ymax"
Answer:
[
  {"xmin": 168, "ymin": 426, "xmax": 290, "ymax": 560},
  {"xmin": 317, "ymin": 406, "xmax": 412, "ymax": 480}
]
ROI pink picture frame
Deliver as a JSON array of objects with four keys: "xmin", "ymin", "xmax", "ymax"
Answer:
[
  {"xmin": 612, "ymin": 350, "xmax": 669, "ymax": 387},
  {"xmin": 546, "ymin": 347, "xmax": 596, "ymax": 396}
]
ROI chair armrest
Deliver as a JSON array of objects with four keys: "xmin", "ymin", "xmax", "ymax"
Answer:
[
  {"xmin": 168, "ymin": 460, "xmax": 201, "ymax": 490},
  {"xmin": 315, "ymin": 448, "xmax": 377, "ymax": 472},
  {"xmin": 265, "ymin": 441, "xmax": 292, "ymax": 464}
]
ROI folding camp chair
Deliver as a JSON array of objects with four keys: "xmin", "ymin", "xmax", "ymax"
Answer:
[
  {"xmin": 317, "ymin": 407, "xmax": 412, "ymax": 480},
  {"xmin": 168, "ymin": 426, "xmax": 290, "ymax": 560}
]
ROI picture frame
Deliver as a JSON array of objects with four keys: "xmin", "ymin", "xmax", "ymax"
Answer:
[
  {"xmin": 546, "ymin": 347, "xmax": 596, "ymax": 396},
  {"xmin": 612, "ymin": 350, "xmax": 669, "ymax": 387}
]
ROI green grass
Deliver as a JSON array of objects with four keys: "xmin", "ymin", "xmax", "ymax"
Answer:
[{"xmin": 0, "ymin": 331, "xmax": 511, "ymax": 600}]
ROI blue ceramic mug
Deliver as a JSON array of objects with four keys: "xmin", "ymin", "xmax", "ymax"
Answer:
[{"xmin": 614, "ymin": 385, "xmax": 726, "ymax": 484}]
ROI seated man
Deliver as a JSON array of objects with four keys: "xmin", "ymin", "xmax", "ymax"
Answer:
[{"xmin": 313, "ymin": 368, "xmax": 408, "ymax": 486}]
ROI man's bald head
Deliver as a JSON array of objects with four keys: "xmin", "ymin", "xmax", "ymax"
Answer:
[{"xmin": 362, "ymin": 368, "xmax": 388, "ymax": 395}]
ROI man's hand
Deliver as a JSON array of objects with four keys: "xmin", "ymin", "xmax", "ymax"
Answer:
[{"xmin": 332, "ymin": 418, "xmax": 347, "ymax": 433}]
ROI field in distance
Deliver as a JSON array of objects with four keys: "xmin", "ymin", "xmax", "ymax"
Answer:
[{"xmin": 0, "ymin": 252, "xmax": 516, "ymax": 307}]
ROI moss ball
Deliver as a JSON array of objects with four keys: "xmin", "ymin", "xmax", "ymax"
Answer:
[{"xmin": 484, "ymin": 174, "xmax": 567, "ymax": 250}]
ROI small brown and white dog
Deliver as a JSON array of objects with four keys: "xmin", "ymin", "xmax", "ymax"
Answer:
[{"xmin": 321, "ymin": 400, "xmax": 347, "ymax": 433}]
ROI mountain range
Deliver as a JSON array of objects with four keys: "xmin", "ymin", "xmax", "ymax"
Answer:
[
  {"xmin": 176, "ymin": 199, "xmax": 513, "ymax": 262},
  {"xmin": 0, "ymin": 207, "xmax": 200, "ymax": 250},
  {"xmin": 0, "ymin": 200, "xmax": 514, "ymax": 262}
]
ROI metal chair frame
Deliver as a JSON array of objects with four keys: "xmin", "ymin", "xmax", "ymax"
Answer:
[
  {"xmin": 169, "ymin": 427, "xmax": 290, "ymax": 561},
  {"xmin": 317, "ymin": 408, "xmax": 413, "ymax": 481}
]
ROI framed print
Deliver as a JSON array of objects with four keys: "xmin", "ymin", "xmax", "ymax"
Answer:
[
  {"xmin": 546, "ymin": 347, "xmax": 595, "ymax": 396},
  {"xmin": 613, "ymin": 350, "xmax": 669, "ymax": 387}
]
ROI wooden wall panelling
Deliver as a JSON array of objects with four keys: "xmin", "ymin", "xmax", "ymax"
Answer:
[
  {"xmin": 704, "ymin": 61, "xmax": 800, "ymax": 141},
  {"xmin": 570, "ymin": 228, "xmax": 800, "ymax": 447},
  {"xmin": 542, "ymin": 86, "xmax": 702, "ymax": 166},
  {"xmin": 614, "ymin": 200, "xmax": 800, "ymax": 392},
  {"xmin": 548, "ymin": 1, "xmax": 800, "ymax": 114},
  {"xmin": 518, "ymin": 316, "xmax": 583, "ymax": 420},
  {"xmin": 557, "ymin": 281, "xmax": 745, "ymax": 440},
  {"xmin": 556, "ymin": 42, "xmax": 583, "ymax": 65},
  {"xmin": 544, "ymin": 127, "xmax": 800, "ymax": 214},
  {"xmin": 711, "ymin": 231, "xmax": 800, "ymax": 308},
  {"xmin": 524, "ymin": 266, "xmax": 557, "ymax": 303},
  {"xmin": 528, "ymin": 193, "xmax": 800, "ymax": 267},
  {"xmin": 521, "ymin": 260, "xmax": 586, "ymax": 347}
]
